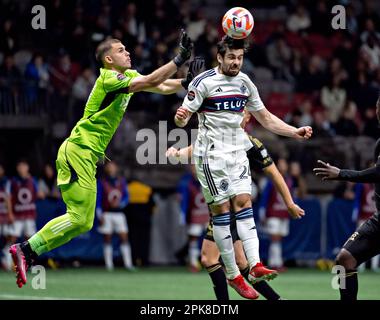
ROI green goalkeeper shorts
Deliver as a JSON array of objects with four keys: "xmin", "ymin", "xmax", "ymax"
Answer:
[{"xmin": 56, "ymin": 139, "xmax": 99, "ymax": 190}]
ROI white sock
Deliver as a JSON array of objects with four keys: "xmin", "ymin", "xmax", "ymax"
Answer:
[
  {"xmin": 213, "ymin": 213, "xmax": 240, "ymax": 279},
  {"xmin": 235, "ymin": 208, "xmax": 260, "ymax": 269},
  {"xmin": 120, "ymin": 243, "xmax": 133, "ymax": 269},
  {"xmin": 103, "ymin": 243, "xmax": 113, "ymax": 270},
  {"xmin": 2, "ymin": 245, "xmax": 12, "ymax": 271},
  {"xmin": 371, "ymin": 255, "xmax": 380, "ymax": 270},
  {"xmin": 269, "ymin": 241, "xmax": 282, "ymax": 267},
  {"xmin": 189, "ymin": 239, "xmax": 200, "ymax": 267}
]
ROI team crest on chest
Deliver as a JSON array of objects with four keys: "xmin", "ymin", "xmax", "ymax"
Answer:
[{"xmin": 240, "ymin": 83, "xmax": 247, "ymax": 94}]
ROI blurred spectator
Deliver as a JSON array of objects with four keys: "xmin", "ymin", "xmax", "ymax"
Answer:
[
  {"xmin": 259, "ymin": 158, "xmax": 293, "ymax": 271},
  {"xmin": 351, "ymin": 71, "xmax": 379, "ymax": 116},
  {"xmin": 289, "ymin": 161, "xmax": 308, "ymax": 199},
  {"xmin": 38, "ymin": 164, "xmax": 60, "ymax": 200},
  {"xmin": 362, "ymin": 107, "xmax": 380, "ymax": 139},
  {"xmin": 187, "ymin": 10, "xmax": 207, "ymax": 42},
  {"xmin": 309, "ymin": 0, "xmax": 331, "ymax": 36},
  {"xmin": 328, "ymin": 58, "xmax": 348, "ymax": 86},
  {"xmin": 297, "ymin": 55, "xmax": 326, "ymax": 93},
  {"xmin": 321, "ymin": 76, "xmax": 347, "ymax": 124},
  {"xmin": 359, "ymin": 34, "xmax": 380, "ymax": 72},
  {"xmin": 345, "ymin": 4, "xmax": 359, "ymax": 35},
  {"xmin": 360, "ymin": 18, "xmax": 380, "ymax": 44},
  {"xmin": 0, "ymin": 19, "xmax": 17, "ymax": 53},
  {"xmin": 266, "ymin": 34, "xmax": 293, "ymax": 81},
  {"xmin": 0, "ymin": 164, "xmax": 14, "ymax": 271},
  {"xmin": 334, "ymin": 181, "xmax": 356, "ymax": 200},
  {"xmin": 70, "ymin": 67, "xmax": 96, "ymax": 124},
  {"xmin": 286, "ymin": 4, "xmax": 311, "ymax": 33},
  {"xmin": 24, "ymin": 54, "xmax": 49, "ymax": 104},
  {"xmin": 119, "ymin": 3, "xmax": 146, "ymax": 44},
  {"xmin": 312, "ymin": 111, "xmax": 335, "ymax": 138},
  {"xmin": 9, "ymin": 160, "xmax": 44, "ymax": 246},
  {"xmin": 334, "ymin": 100, "xmax": 360, "ymax": 137},
  {"xmin": 126, "ymin": 179, "xmax": 155, "ymax": 266},
  {"xmin": 176, "ymin": 165, "xmax": 209, "ymax": 272},
  {"xmin": 0, "ymin": 54, "xmax": 21, "ymax": 91},
  {"xmin": 50, "ymin": 53, "xmax": 80, "ymax": 96},
  {"xmin": 97, "ymin": 162, "xmax": 134, "ymax": 271}
]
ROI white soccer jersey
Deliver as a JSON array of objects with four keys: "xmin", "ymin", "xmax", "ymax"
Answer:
[{"xmin": 182, "ymin": 67, "xmax": 265, "ymax": 157}]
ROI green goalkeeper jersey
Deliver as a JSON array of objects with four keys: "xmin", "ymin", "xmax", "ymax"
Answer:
[{"xmin": 67, "ymin": 68, "xmax": 141, "ymax": 155}]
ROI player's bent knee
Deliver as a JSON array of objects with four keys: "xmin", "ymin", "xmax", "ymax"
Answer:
[{"xmin": 336, "ymin": 249, "xmax": 357, "ymax": 269}]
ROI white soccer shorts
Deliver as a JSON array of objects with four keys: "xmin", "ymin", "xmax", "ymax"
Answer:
[
  {"xmin": 194, "ymin": 150, "xmax": 252, "ymax": 205},
  {"xmin": 265, "ymin": 217, "xmax": 289, "ymax": 237},
  {"xmin": 188, "ymin": 222, "xmax": 209, "ymax": 237},
  {"xmin": 98, "ymin": 212, "xmax": 129, "ymax": 235},
  {"xmin": 11, "ymin": 219, "xmax": 37, "ymax": 238}
]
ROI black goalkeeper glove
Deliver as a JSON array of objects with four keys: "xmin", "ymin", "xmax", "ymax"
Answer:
[
  {"xmin": 181, "ymin": 56, "xmax": 205, "ymax": 89},
  {"xmin": 173, "ymin": 29, "xmax": 194, "ymax": 68}
]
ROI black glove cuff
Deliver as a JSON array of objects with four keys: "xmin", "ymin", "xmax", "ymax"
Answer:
[
  {"xmin": 173, "ymin": 55, "xmax": 186, "ymax": 68},
  {"xmin": 181, "ymin": 78, "xmax": 189, "ymax": 90}
]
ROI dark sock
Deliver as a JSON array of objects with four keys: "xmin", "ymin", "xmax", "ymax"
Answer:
[
  {"xmin": 241, "ymin": 266, "xmax": 281, "ymax": 300},
  {"xmin": 20, "ymin": 241, "xmax": 38, "ymax": 262},
  {"xmin": 207, "ymin": 264, "xmax": 229, "ymax": 301},
  {"xmin": 339, "ymin": 269, "xmax": 358, "ymax": 301}
]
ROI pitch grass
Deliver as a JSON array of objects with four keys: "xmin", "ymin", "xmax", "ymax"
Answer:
[{"xmin": 0, "ymin": 267, "xmax": 379, "ymax": 300}]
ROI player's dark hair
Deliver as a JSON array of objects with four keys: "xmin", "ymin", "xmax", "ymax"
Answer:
[
  {"xmin": 95, "ymin": 38, "xmax": 121, "ymax": 65},
  {"xmin": 216, "ymin": 35, "xmax": 249, "ymax": 57}
]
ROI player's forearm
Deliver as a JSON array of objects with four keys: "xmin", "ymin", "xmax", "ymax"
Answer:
[
  {"xmin": 265, "ymin": 165, "xmax": 294, "ymax": 208},
  {"xmin": 254, "ymin": 109, "xmax": 297, "ymax": 138},
  {"xmin": 146, "ymin": 61, "xmax": 178, "ymax": 87},
  {"xmin": 338, "ymin": 166, "xmax": 380, "ymax": 183},
  {"xmin": 160, "ymin": 79, "xmax": 184, "ymax": 94}
]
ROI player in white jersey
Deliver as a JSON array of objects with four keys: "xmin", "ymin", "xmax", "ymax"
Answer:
[{"xmin": 174, "ymin": 36, "xmax": 312, "ymax": 299}]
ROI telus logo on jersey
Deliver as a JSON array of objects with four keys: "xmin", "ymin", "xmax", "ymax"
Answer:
[{"xmin": 199, "ymin": 94, "xmax": 248, "ymax": 112}]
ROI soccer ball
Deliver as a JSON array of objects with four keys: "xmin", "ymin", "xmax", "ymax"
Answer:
[{"xmin": 222, "ymin": 7, "xmax": 254, "ymax": 39}]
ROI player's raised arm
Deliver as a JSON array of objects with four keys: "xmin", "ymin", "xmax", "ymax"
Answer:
[
  {"xmin": 263, "ymin": 164, "xmax": 305, "ymax": 219},
  {"xmin": 129, "ymin": 30, "xmax": 193, "ymax": 93},
  {"xmin": 313, "ymin": 160, "xmax": 380, "ymax": 183},
  {"xmin": 251, "ymin": 107, "xmax": 313, "ymax": 140},
  {"xmin": 144, "ymin": 57, "xmax": 205, "ymax": 95}
]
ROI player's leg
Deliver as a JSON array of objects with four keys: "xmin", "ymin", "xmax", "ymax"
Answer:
[
  {"xmin": 194, "ymin": 156, "xmax": 257, "ymax": 299},
  {"xmin": 233, "ymin": 240, "xmax": 281, "ymax": 300},
  {"xmin": 231, "ymin": 194, "xmax": 278, "ymax": 283},
  {"xmin": 336, "ymin": 214, "xmax": 380, "ymax": 300},
  {"xmin": 98, "ymin": 213, "xmax": 114, "ymax": 270},
  {"xmin": 115, "ymin": 212, "xmax": 134, "ymax": 270},
  {"xmin": 200, "ymin": 233, "xmax": 229, "ymax": 301},
  {"xmin": 188, "ymin": 223, "xmax": 204, "ymax": 272}
]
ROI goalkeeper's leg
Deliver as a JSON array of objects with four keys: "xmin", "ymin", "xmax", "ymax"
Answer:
[{"xmin": 10, "ymin": 181, "xmax": 96, "ymax": 287}]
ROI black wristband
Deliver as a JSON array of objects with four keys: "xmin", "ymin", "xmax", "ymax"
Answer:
[
  {"xmin": 181, "ymin": 78, "xmax": 188, "ymax": 89},
  {"xmin": 173, "ymin": 55, "xmax": 186, "ymax": 68}
]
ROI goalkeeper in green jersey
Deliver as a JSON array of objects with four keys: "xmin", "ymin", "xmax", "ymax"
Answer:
[{"xmin": 9, "ymin": 30, "xmax": 203, "ymax": 288}]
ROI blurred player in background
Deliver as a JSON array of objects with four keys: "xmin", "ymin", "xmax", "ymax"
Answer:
[
  {"xmin": 0, "ymin": 164, "xmax": 14, "ymax": 271},
  {"xmin": 352, "ymin": 162, "xmax": 379, "ymax": 272},
  {"xmin": 9, "ymin": 160, "xmax": 44, "ymax": 245},
  {"xmin": 97, "ymin": 161, "xmax": 133, "ymax": 271},
  {"xmin": 177, "ymin": 164, "xmax": 210, "ymax": 272},
  {"xmin": 9, "ymin": 30, "xmax": 195, "ymax": 288},
  {"xmin": 259, "ymin": 157, "xmax": 293, "ymax": 271},
  {"xmin": 174, "ymin": 35, "xmax": 312, "ymax": 299},
  {"xmin": 314, "ymin": 95, "xmax": 380, "ymax": 300}
]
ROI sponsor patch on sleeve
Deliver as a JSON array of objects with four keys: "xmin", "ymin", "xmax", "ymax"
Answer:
[
  {"xmin": 117, "ymin": 73, "xmax": 126, "ymax": 81},
  {"xmin": 187, "ymin": 90, "xmax": 195, "ymax": 101}
]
